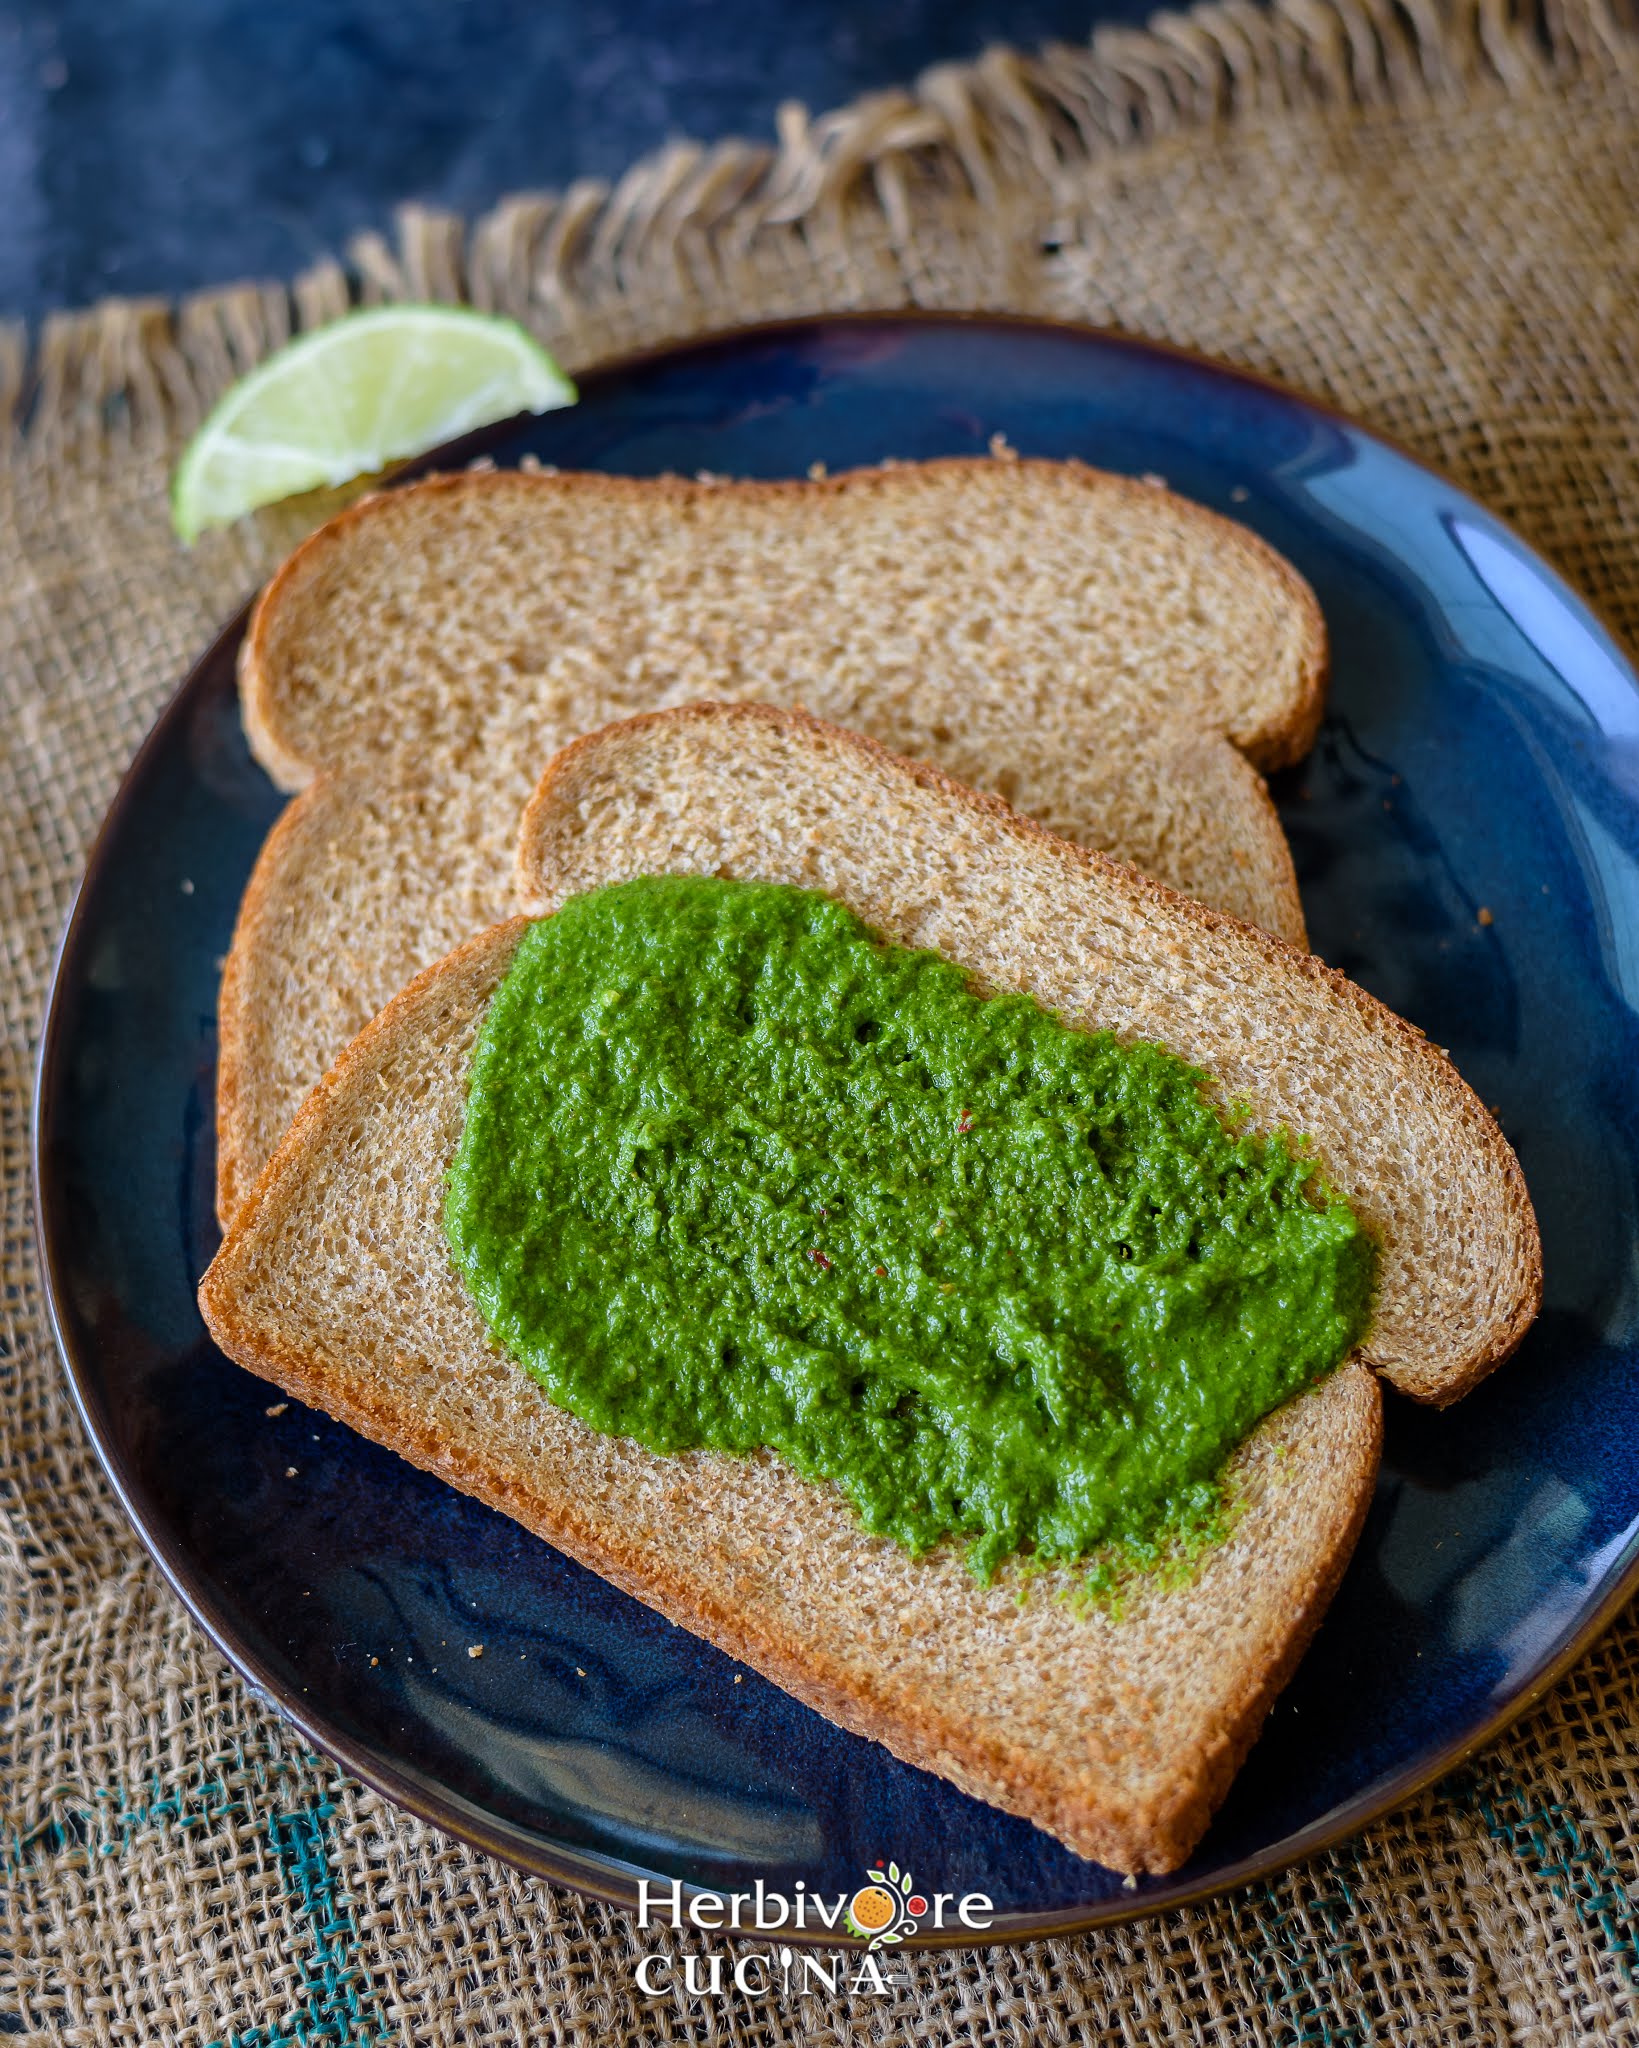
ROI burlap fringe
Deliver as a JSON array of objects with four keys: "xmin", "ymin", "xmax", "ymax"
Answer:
[{"xmin": 3, "ymin": 0, "xmax": 1635, "ymax": 451}]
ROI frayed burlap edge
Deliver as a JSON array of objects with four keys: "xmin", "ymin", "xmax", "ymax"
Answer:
[{"xmin": 1, "ymin": 0, "xmax": 1635, "ymax": 460}]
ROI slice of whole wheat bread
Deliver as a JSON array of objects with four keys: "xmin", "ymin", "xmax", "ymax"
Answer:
[
  {"xmin": 515, "ymin": 704, "xmax": 1541, "ymax": 1405},
  {"xmin": 199, "ymin": 913, "xmax": 1384, "ymax": 1877},
  {"xmin": 216, "ymin": 454, "xmax": 1321, "ymax": 1222},
  {"xmin": 240, "ymin": 457, "xmax": 1327, "ymax": 792}
]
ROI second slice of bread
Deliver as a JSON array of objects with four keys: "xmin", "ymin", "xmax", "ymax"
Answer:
[{"xmin": 516, "ymin": 704, "xmax": 1541, "ymax": 1405}]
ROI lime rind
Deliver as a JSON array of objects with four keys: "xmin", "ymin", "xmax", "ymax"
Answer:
[{"xmin": 171, "ymin": 304, "xmax": 576, "ymax": 542}]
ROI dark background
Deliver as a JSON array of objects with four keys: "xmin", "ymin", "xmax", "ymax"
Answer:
[{"xmin": 0, "ymin": 0, "xmax": 1146, "ymax": 326}]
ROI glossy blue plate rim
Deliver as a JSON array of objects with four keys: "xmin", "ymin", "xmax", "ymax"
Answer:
[{"xmin": 32, "ymin": 311, "xmax": 1639, "ymax": 1948}]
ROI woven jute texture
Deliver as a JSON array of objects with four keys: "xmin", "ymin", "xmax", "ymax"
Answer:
[{"xmin": 6, "ymin": 0, "xmax": 1639, "ymax": 2039}]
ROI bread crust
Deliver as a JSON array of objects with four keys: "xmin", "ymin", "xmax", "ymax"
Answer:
[{"xmin": 214, "ymin": 774, "xmax": 333, "ymax": 1226}]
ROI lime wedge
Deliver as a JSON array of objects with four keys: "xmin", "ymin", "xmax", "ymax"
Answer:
[{"xmin": 171, "ymin": 305, "xmax": 576, "ymax": 541}]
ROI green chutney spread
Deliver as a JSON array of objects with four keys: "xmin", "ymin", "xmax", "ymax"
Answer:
[{"xmin": 445, "ymin": 875, "xmax": 1375, "ymax": 1578}]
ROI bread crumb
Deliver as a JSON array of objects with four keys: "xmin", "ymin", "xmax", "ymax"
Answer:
[
  {"xmin": 266, "ymin": 1403, "xmax": 287, "ymax": 1417},
  {"xmin": 1477, "ymin": 906, "xmax": 1494, "ymax": 926},
  {"xmin": 734, "ymin": 1673, "xmax": 743, "ymax": 1683},
  {"xmin": 467, "ymin": 1644, "xmax": 484, "ymax": 1659},
  {"xmin": 1229, "ymin": 485, "xmax": 1249, "ymax": 503},
  {"xmin": 467, "ymin": 455, "xmax": 497, "ymax": 474},
  {"xmin": 988, "ymin": 433, "xmax": 1017, "ymax": 462},
  {"xmin": 575, "ymin": 1667, "xmax": 586, "ymax": 1677},
  {"xmin": 807, "ymin": 461, "xmax": 828, "ymax": 481},
  {"xmin": 369, "ymin": 1656, "xmax": 379, "ymax": 1667},
  {"xmin": 285, "ymin": 1466, "xmax": 298, "ymax": 1478},
  {"xmin": 180, "ymin": 878, "xmax": 194, "ymax": 895},
  {"xmin": 1121, "ymin": 1873, "xmax": 1139, "ymax": 1891}
]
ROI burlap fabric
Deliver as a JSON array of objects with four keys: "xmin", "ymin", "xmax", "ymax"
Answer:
[{"xmin": 5, "ymin": 0, "xmax": 1639, "ymax": 2038}]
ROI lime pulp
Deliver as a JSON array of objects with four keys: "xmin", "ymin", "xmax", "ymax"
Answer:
[{"xmin": 170, "ymin": 304, "xmax": 575, "ymax": 541}]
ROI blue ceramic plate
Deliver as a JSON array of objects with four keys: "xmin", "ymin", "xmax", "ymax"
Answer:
[{"xmin": 34, "ymin": 316, "xmax": 1639, "ymax": 1944}]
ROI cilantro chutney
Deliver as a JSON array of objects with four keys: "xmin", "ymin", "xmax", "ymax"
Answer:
[{"xmin": 445, "ymin": 875, "xmax": 1375, "ymax": 1578}]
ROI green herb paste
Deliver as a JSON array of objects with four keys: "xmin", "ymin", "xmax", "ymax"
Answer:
[{"xmin": 445, "ymin": 875, "xmax": 1375, "ymax": 1578}]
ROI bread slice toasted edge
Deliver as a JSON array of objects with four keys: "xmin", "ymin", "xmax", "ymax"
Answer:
[
  {"xmin": 213, "ymin": 765, "xmax": 518, "ymax": 1230},
  {"xmin": 237, "ymin": 456, "xmax": 1329, "ymax": 792},
  {"xmin": 516, "ymin": 702, "xmax": 1542, "ymax": 1405},
  {"xmin": 199, "ymin": 914, "xmax": 1384, "ymax": 1877}
]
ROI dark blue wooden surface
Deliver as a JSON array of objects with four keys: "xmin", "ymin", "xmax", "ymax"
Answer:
[{"xmin": 0, "ymin": 0, "xmax": 1147, "ymax": 324}]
